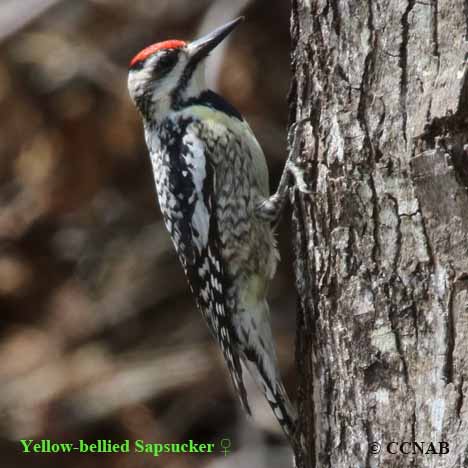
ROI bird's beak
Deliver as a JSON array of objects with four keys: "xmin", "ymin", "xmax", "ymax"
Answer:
[{"xmin": 187, "ymin": 17, "xmax": 244, "ymax": 61}]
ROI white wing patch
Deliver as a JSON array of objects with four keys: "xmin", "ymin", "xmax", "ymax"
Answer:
[{"xmin": 182, "ymin": 132, "xmax": 210, "ymax": 250}]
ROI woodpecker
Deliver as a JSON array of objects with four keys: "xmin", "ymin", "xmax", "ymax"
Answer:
[{"xmin": 127, "ymin": 17, "xmax": 298, "ymax": 442}]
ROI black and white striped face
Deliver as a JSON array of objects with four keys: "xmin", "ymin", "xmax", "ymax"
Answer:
[
  {"xmin": 128, "ymin": 44, "xmax": 192, "ymax": 113},
  {"xmin": 128, "ymin": 17, "xmax": 244, "ymax": 119}
]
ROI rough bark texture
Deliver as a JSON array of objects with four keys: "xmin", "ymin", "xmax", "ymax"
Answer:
[{"xmin": 290, "ymin": 1, "xmax": 468, "ymax": 467}]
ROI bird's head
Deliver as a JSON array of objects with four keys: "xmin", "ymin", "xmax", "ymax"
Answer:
[{"xmin": 128, "ymin": 17, "xmax": 243, "ymax": 119}]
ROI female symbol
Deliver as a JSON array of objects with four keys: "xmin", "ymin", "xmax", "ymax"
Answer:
[{"xmin": 220, "ymin": 438, "xmax": 231, "ymax": 456}]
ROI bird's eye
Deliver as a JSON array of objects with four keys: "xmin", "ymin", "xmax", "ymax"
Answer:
[{"xmin": 154, "ymin": 52, "xmax": 178, "ymax": 78}]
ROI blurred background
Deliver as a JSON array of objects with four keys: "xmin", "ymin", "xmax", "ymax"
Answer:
[{"xmin": 0, "ymin": 0, "xmax": 295, "ymax": 467}]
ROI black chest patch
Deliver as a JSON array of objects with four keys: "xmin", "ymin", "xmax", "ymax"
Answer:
[{"xmin": 180, "ymin": 90, "xmax": 244, "ymax": 121}]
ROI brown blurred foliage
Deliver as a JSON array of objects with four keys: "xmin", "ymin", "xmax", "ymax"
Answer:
[{"xmin": 0, "ymin": 1, "xmax": 294, "ymax": 467}]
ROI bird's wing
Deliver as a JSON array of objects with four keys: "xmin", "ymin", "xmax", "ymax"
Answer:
[{"xmin": 164, "ymin": 123, "xmax": 251, "ymax": 415}]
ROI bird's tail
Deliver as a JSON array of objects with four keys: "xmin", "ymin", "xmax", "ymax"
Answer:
[
  {"xmin": 222, "ymin": 344, "xmax": 252, "ymax": 416},
  {"xmin": 243, "ymin": 354, "xmax": 297, "ymax": 440},
  {"xmin": 236, "ymin": 298, "xmax": 297, "ymax": 441}
]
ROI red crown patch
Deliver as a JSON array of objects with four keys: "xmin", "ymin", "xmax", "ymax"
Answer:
[{"xmin": 130, "ymin": 40, "xmax": 186, "ymax": 68}]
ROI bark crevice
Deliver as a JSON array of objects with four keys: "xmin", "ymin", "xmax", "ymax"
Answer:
[{"xmin": 399, "ymin": 0, "xmax": 416, "ymax": 144}]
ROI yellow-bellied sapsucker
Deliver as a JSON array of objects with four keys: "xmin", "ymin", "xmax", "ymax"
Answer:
[{"xmin": 127, "ymin": 17, "xmax": 298, "ymax": 442}]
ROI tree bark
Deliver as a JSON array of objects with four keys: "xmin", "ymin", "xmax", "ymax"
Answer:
[{"xmin": 289, "ymin": 1, "xmax": 468, "ymax": 467}]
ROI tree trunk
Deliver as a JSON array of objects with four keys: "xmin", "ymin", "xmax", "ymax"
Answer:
[{"xmin": 289, "ymin": 1, "xmax": 468, "ymax": 467}]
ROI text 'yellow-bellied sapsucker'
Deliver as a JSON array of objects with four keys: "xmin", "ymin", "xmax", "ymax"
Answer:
[{"xmin": 127, "ymin": 17, "xmax": 297, "ymax": 442}]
